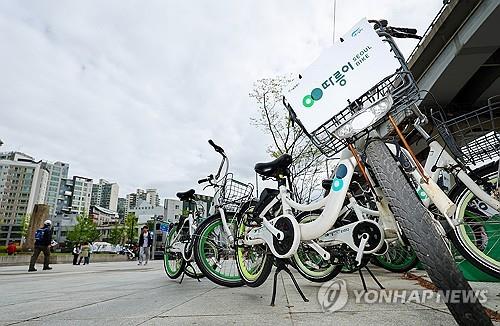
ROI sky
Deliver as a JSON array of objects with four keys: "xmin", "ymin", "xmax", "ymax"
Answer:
[{"xmin": 0, "ymin": 0, "xmax": 443, "ymax": 200}]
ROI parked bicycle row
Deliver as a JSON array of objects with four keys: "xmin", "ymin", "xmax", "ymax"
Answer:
[{"xmin": 163, "ymin": 18, "xmax": 499, "ymax": 326}]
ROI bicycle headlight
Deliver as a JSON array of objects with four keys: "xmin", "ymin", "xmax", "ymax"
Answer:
[{"xmin": 334, "ymin": 95, "xmax": 393, "ymax": 139}]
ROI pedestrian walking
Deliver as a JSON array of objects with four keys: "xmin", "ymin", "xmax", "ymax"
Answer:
[
  {"xmin": 28, "ymin": 220, "xmax": 53, "ymax": 272},
  {"xmin": 87, "ymin": 242, "xmax": 93, "ymax": 264},
  {"xmin": 138, "ymin": 226, "xmax": 153, "ymax": 266},
  {"xmin": 78, "ymin": 242, "xmax": 90, "ymax": 265},
  {"xmin": 7, "ymin": 241, "xmax": 17, "ymax": 256},
  {"xmin": 72, "ymin": 244, "xmax": 81, "ymax": 265}
]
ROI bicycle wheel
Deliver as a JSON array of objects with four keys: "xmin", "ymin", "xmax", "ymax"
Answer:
[
  {"xmin": 291, "ymin": 211, "xmax": 342, "ymax": 282},
  {"xmin": 235, "ymin": 217, "xmax": 273, "ymax": 287},
  {"xmin": 366, "ymin": 139, "xmax": 491, "ymax": 325},
  {"xmin": 448, "ymin": 161, "xmax": 500, "ymax": 278},
  {"xmin": 163, "ymin": 228, "xmax": 185, "ymax": 279},
  {"xmin": 194, "ymin": 213, "xmax": 244, "ymax": 287},
  {"xmin": 372, "ymin": 242, "xmax": 418, "ymax": 273}
]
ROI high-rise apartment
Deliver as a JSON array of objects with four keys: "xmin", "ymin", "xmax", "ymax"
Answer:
[
  {"xmin": 0, "ymin": 152, "xmax": 49, "ymax": 245},
  {"xmin": 91, "ymin": 179, "xmax": 119, "ymax": 211},
  {"xmin": 43, "ymin": 161, "xmax": 69, "ymax": 219}
]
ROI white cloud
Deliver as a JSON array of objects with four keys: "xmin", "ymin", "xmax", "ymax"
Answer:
[{"xmin": 0, "ymin": 0, "xmax": 442, "ymax": 199}]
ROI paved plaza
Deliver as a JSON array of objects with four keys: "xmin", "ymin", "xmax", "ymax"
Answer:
[{"xmin": 0, "ymin": 261, "xmax": 498, "ymax": 325}]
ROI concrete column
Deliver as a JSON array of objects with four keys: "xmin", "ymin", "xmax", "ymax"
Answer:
[{"xmin": 22, "ymin": 204, "xmax": 49, "ymax": 251}]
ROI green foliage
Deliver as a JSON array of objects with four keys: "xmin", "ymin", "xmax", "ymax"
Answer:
[
  {"xmin": 124, "ymin": 213, "xmax": 138, "ymax": 244},
  {"xmin": 146, "ymin": 220, "xmax": 155, "ymax": 232},
  {"xmin": 20, "ymin": 214, "xmax": 31, "ymax": 238},
  {"xmin": 67, "ymin": 215, "xmax": 101, "ymax": 244},
  {"xmin": 109, "ymin": 224, "xmax": 125, "ymax": 246}
]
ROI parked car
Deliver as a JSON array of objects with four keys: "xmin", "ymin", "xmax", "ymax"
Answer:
[{"xmin": 92, "ymin": 242, "xmax": 116, "ymax": 253}]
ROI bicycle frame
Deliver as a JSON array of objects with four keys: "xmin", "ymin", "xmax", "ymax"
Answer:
[
  {"xmin": 245, "ymin": 148, "xmax": 389, "ymax": 261},
  {"xmin": 168, "ymin": 201, "xmax": 199, "ymax": 261},
  {"xmin": 389, "ymin": 124, "xmax": 500, "ymax": 228}
]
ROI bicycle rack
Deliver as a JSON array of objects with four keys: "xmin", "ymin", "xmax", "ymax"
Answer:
[
  {"xmin": 270, "ymin": 258, "xmax": 309, "ymax": 306},
  {"xmin": 358, "ymin": 266, "xmax": 384, "ymax": 292}
]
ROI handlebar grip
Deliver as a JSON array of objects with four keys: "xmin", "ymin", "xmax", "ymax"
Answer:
[
  {"xmin": 392, "ymin": 26, "xmax": 417, "ymax": 35},
  {"xmin": 392, "ymin": 31, "xmax": 422, "ymax": 40},
  {"xmin": 208, "ymin": 139, "xmax": 224, "ymax": 154},
  {"xmin": 198, "ymin": 174, "xmax": 214, "ymax": 184}
]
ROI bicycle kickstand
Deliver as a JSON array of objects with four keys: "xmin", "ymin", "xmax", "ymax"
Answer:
[
  {"xmin": 358, "ymin": 266, "xmax": 384, "ymax": 292},
  {"xmin": 270, "ymin": 258, "xmax": 309, "ymax": 306},
  {"xmin": 180, "ymin": 262, "xmax": 201, "ymax": 284}
]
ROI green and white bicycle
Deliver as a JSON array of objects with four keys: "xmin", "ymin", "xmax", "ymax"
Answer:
[{"xmin": 193, "ymin": 140, "xmax": 255, "ymax": 287}]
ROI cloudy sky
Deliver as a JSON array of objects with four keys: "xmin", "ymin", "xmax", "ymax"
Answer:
[{"xmin": 0, "ymin": 0, "xmax": 442, "ymax": 199}]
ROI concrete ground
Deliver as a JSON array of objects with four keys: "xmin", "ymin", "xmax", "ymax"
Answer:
[{"xmin": 0, "ymin": 261, "xmax": 497, "ymax": 325}]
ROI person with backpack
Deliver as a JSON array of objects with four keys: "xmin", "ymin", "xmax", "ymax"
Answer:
[{"xmin": 28, "ymin": 220, "xmax": 53, "ymax": 272}]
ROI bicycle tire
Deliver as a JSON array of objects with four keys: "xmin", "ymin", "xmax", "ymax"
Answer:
[
  {"xmin": 371, "ymin": 243, "xmax": 419, "ymax": 273},
  {"xmin": 163, "ymin": 229, "xmax": 185, "ymax": 279},
  {"xmin": 291, "ymin": 211, "xmax": 342, "ymax": 282},
  {"xmin": 448, "ymin": 160, "xmax": 500, "ymax": 278},
  {"xmin": 366, "ymin": 139, "xmax": 491, "ymax": 325},
  {"xmin": 235, "ymin": 217, "xmax": 273, "ymax": 287},
  {"xmin": 194, "ymin": 213, "xmax": 244, "ymax": 287}
]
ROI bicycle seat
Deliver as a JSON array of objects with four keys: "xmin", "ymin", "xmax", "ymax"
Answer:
[
  {"xmin": 254, "ymin": 154, "xmax": 292, "ymax": 178},
  {"xmin": 176, "ymin": 189, "xmax": 195, "ymax": 201}
]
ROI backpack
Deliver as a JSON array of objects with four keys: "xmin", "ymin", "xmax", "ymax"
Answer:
[{"xmin": 34, "ymin": 228, "xmax": 46, "ymax": 244}]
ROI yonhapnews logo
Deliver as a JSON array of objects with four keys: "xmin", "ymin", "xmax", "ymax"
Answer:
[{"xmin": 317, "ymin": 279, "xmax": 348, "ymax": 313}]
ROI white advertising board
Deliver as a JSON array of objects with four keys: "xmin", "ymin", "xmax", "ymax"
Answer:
[{"xmin": 287, "ymin": 18, "xmax": 400, "ymax": 131}]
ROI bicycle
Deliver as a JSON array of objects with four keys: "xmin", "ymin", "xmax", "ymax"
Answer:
[
  {"xmin": 193, "ymin": 140, "xmax": 254, "ymax": 287},
  {"xmin": 370, "ymin": 96, "xmax": 500, "ymax": 276},
  {"xmin": 163, "ymin": 189, "xmax": 205, "ymax": 282},
  {"xmin": 237, "ymin": 18, "xmax": 493, "ymax": 324}
]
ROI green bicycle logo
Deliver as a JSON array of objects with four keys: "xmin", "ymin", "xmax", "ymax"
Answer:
[{"xmin": 302, "ymin": 88, "xmax": 324, "ymax": 108}]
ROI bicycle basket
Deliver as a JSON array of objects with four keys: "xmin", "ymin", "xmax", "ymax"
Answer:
[
  {"xmin": 285, "ymin": 27, "xmax": 420, "ymax": 158},
  {"xmin": 431, "ymin": 96, "xmax": 500, "ymax": 166},
  {"xmin": 308, "ymin": 70, "xmax": 420, "ymax": 157},
  {"xmin": 216, "ymin": 173, "xmax": 254, "ymax": 212}
]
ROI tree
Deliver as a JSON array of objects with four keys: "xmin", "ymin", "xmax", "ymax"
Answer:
[
  {"xmin": 250, "ymin": 75, "xmax": 330, "ymax": 203},
  {"xmin": 109, "ymin": 223, "xmax": 125, "ymax": 246},
  {"xmin": 20, "ymin": 214, "xmax": 31, "ymax": 242},
  {"xmin": 67, "ymin": 215, "xmax": 101, "ymax": 244},
  {"xmin": 124, "ymin": 213, "xmax": 138, "ymax": 244}
]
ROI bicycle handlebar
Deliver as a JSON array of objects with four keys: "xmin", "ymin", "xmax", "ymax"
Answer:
[
  {"xmin": 208, "ymin": 139, "xmax": 225, "ymax": 154},
  {"xmin": 198, "ymin": 175, "xmax": 213, "ymax": 184},
  {"xmin": 390, "ymin": 30, "xmax": 422, "ymax": 40},
  {"xmin": 368, "ymin": 19, "xmax": 421, "ymax": 40},
  {"xmin": 392, "ymin": 26, "xmax": 417, "ymax": 35}
]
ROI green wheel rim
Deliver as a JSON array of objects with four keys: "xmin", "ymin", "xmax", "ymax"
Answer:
[
  {"xmin": 198, "ymin": 219, "xmax": 241, "ymax": 281},
  {"xmin": 236, "ymin": 221, "xmax": 267, "ymax": 282},
  {"xmin": 294, "ymin": 213, "xmax": 336, "ymax": 277},
  {"xmin": 455, "ymin": 173, "xmax": 500, "ymax": 268},
  {"xmin": 375, "ymin": 243, "xmax": 417, "ymax": 270},
  {"xmin": 164, "ymin": 230, "xmax": 183, "ymax": 276}
]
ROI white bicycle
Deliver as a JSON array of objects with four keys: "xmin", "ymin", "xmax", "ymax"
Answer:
[
  {"xmin": 236, "ymin": 18, "xmax": 493, "ymax": 325},
  {"xmin": 193, "ymin": 140, "xmax": 254, "ymax": 287},
  {"xmin": 163, "ymin": 189, "xmax": 205, "ymax": 282}
]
